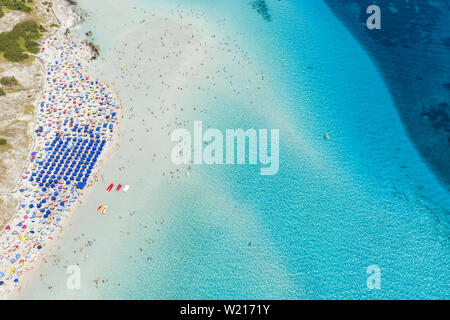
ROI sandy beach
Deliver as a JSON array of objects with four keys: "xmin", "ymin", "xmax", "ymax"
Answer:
[
  {"xmin": 15, "ymin": 1, "xmax": 278, "ymax": 298},
  {"xmin": 2, "ymin": 0, "xmax": 265, "ymax": 299},
  {"xmin": 0, "ymin": 0, "xmax": 122, "ymax": 299}
]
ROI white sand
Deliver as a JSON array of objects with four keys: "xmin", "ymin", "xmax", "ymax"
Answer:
[
  {"xmin": 11, "ymin": 1, "xmax": 282, "ymax": 299},
  {"xmin": 0, "ymin": 0, "xmax": 122, "ymax": 299}
]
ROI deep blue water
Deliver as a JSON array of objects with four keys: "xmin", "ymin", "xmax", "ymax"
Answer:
[{"xmin": 323, "ymin": 0, "xmax": 450, "ymax": 188}]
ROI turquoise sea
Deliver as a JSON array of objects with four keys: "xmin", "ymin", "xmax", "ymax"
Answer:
[{"xmin": 22, "ymin": 0, "xmax": 449, "ymax": 299}]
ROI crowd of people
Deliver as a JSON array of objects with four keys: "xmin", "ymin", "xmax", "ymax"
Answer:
[{"xmin": 0, "ymin": 32, "xmax": 119, "ymax": 297}]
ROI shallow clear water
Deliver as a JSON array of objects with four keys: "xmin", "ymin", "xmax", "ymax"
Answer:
[{"xmin": 22, "ymin": 0, "xmax": 449, "ymax": 299}]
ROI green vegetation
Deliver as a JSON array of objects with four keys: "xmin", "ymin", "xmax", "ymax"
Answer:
[
  {"xmin": 0, "ymin": 75, "xmax": 20, "ymax": 87},
  {"xmin": 0, "ymin": 20, "xmax": 43, "ymax": 62},
  {"xmin": 24, "ymin": 38, "xmax": 39, "ymax": 53},
  {"xmin": 0, "ymin": 7, "xmax": 4, "ymax": 18},
  {"xmin": 0, "ymin": 138, "xmax": 7, "ymax": 146},
  {"xmin": 0, "ymin": 88, "xmax": 5, "ymax": 96},
  {"xmin": 23, "ymin": 104, "xmax": 34, "ymax": 114},
  {"xmin": 0, "ymin": 0, "xmax": 33, "ymax": 14}
]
